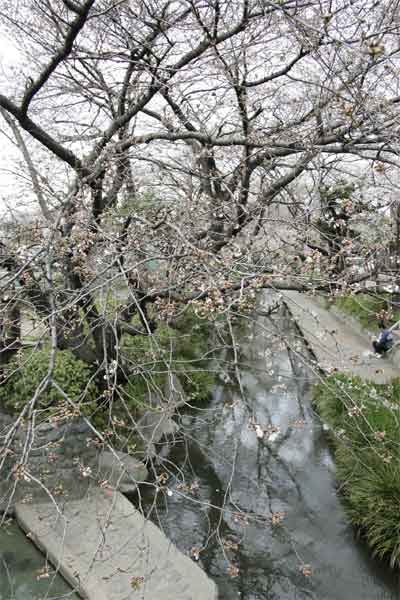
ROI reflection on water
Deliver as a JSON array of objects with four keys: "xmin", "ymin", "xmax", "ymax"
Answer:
[
  {"xmin": 138, "ymin": 299, "xmax": 400, "ymax": 599},
  {"xmin": 0, "ymin": 521, "xmax": 78, "ymax": 600}
]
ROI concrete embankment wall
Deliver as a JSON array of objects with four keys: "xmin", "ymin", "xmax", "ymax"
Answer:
[
  {"xmin": 16, "ymin": 488, "xmax": 218, "ymax": 600},
  {"xmin": 0, "ymin": 372, "xmax": 218, "ymax": 599},
  {"xmin": 284, "ymin": 291, "xmax": 400, "ymax": 383},
  {"xmin": 0, "ymin": 415, "xmax": 98, "ymax": 512}
]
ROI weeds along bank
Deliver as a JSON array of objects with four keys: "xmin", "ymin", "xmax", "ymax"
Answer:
[
  {"xmin": 0, "ymin": 307, "xmax": 222, "ymax": 436},
  {"xmin": 316, "ymin": 294, "xmax": 400, "ymax": 567},
  {"xmin": 313, "ymin": 373, "xmax": 400, "ymax": 568},
  {"xmin": 0, "ymin": 306, "xmax": 232, "ymax": 512},
  {"xmin": 331, "ymin": 293, "xmax": 400, "ymax": 332}
]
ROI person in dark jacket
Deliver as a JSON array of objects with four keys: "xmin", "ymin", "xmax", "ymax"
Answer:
[{"xmin": 373, "ymin": 327, "xmax": 394, "ymax": 354}]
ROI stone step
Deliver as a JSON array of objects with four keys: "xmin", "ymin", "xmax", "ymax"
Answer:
[{"xmin": 15, "ymin": 489, "xmax": 217, "ymax": 600}]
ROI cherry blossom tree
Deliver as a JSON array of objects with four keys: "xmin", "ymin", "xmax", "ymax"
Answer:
[{"xmin": 0, "ymin": 0, "xmax": 400, "ymax": 415}]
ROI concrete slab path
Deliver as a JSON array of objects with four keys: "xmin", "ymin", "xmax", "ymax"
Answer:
[
  {"xmin": 15, "ymin": 489, "xmax": 217, "ymax": 600},
  {"xmin": 284, "ymin": 291, "xmax": 400, "ymax": 383}
]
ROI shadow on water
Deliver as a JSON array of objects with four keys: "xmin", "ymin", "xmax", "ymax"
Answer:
[
  {"xmin": 137, "ymin": 296, "xmax": 400, "ymax": 600},
  {"xmin": 0, "ymin": 521, "xmax": 79, "ymax": 600}
]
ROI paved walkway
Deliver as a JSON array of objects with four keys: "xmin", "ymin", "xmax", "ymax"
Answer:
[
  {"xmin": 284, "ymin": 291, "xmax": 400, "ymax": 383},
  {"xmin": 16, "ymin": 489, "xmax": 217, "ymax": 600}
]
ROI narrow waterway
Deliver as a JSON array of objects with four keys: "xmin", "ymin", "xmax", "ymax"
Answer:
[
  {"xmin": 0, "ymin": 521, "xmax": 79, "ymax": 600},
  {"xmin": 139, "ymin": 296, "xmax": 400, "ymax": 599}
]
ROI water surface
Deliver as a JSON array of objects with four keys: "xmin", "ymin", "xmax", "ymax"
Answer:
[
  {"xmin": 139, "ymin": 300, "xmax": 400, "ymax": 599},
  {"xmin": 0, "ymin": 521, "xmax": 79, "ymax": 600}
]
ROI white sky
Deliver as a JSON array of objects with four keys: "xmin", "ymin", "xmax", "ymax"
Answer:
[
  {"xmin": 0, "ymin": 35, "xmax": 29, "ymax": 216},
  {"xmin": 0, "ymin": 2, "xmax": 399, "ymax": 220}
]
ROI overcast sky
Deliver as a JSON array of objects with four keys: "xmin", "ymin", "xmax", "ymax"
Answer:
[{"xmin": 0, "ymin": 36, "xmax": 30, "ymax": 217}]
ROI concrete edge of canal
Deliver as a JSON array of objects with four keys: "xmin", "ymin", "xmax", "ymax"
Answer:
[
  {"xmin": 15, "ymin": 488, "xmax": 218, "ymax": 600},
  {"xmin": 283, "ymin": 291, "xmax": 400, "ymax": 383}
]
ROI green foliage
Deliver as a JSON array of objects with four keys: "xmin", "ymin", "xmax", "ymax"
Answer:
[
  {"xmin": 120, "ymin": 371, "xmax": 166, "ymax": 412},
  {"xmin": 319, "ymin": 180, "xmax": 356, "ymax": 208},
  {"xmin": 316, "ymin": 180, "xmax": 368, "ymax": 257},
  {"xmin": 116, "ymin": 191, "xmax": 165, "ymax": 218},
  {"xmin": 0, "ymin": 348, "xmax": 98, "ymax": 414},
  {"xmin": 164, "ymin": 308, "xmax": 219, "ymax": 402},
  {"xmin": 119, "ymin": 308, "xmax": 218, "ymax": 415},
  {"xmin": 173, "ymin": 308, "xmax": 215, "ymax": 361},
  {"xmin": 0, "ymin": 308, "xmax": 218, "ymax": 437},
  {"xmin": 334, "ymin": 293, "xmax": 400, "ymax": 331},
  {"xmin": 313, "ymin": 373, "xmax": 400, "ymax": 566},
  {"xmin": 179, "ymin": 369, "xmax": 216, "ymax": 403}
]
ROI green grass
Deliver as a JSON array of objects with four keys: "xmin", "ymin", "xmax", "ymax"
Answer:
[
  {"xmin": 314, "ymin": 373, "xmax": 400, "ymax": 567},
  {"xmin": 333, "ymin": 293, "xmax": 400, "ymax": 331}
]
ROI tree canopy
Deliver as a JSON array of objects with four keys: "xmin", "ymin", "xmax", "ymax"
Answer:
[{"xmin": 0, "ymin": 0, "xmax": 400, "ymax": 404}]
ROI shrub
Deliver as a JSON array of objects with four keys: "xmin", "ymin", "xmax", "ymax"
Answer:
[
  {"xmin": 0, "ymin": 348, "xmax": 98, "ymax": 414},
  {"xmin": 313, "ymin": 373, "xmax": 400, "ymax": 567},
  {"xmin": 120, "ymin": 371, "xmax": 166, "ymax": 413},
  {"xmin": 119, "ymin": 308, "xmax": 219, "ymax": 412},
  {"xmin": 179, "ymin": 369, "xmax": 215, "ymax": 403}
]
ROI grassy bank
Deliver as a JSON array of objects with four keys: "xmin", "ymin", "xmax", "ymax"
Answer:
[
  {"xmin": 333, "ymin": 293, "xmax": 400, "ymax": 331},
  {"xmin": 314, "ymin": 373, "xmax": 400, "ymax": 567}
]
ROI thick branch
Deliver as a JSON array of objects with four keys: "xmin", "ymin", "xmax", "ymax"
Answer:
[
  {"xmin": 21, "ymin": 0, "xmax": 96, "ymax": 116},
  {"xmin": 0, "ymin": 94, "xmax": 84, "ymax": 172}
]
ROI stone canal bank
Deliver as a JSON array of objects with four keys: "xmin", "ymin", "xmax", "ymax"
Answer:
[
  {"xmin": 15, "ymin": 489, "xmax": 217, "ymax": 600},
  {"xmin": 0, "ymin": 373, "xmax": 217, "ymax": 599},
  {"xmin": 284, "ymin": 291, "xmax": 400, "ymax": 383}
]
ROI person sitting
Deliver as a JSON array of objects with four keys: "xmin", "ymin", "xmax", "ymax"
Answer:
[{"xmin": 372, "ymin": 328, "xmax": 394, "ymax": 355}]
